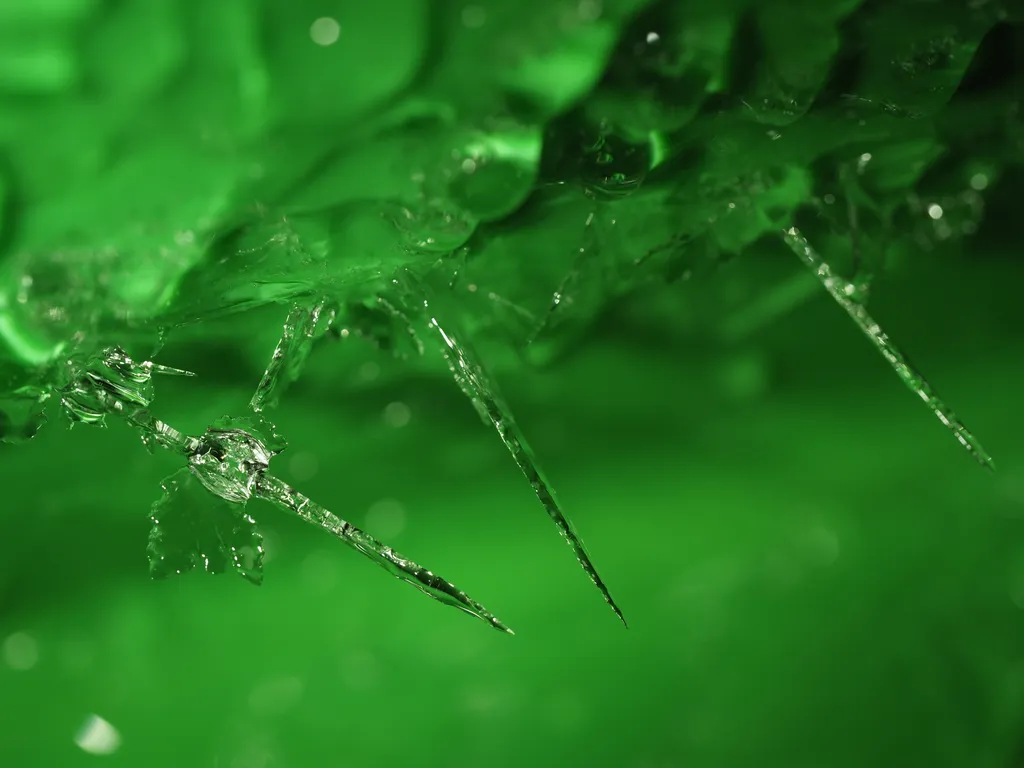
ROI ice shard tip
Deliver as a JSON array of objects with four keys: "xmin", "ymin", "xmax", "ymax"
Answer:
[
  {"xmin": 254, "ymin": 474, "xmax": 512, "ymax": 633},
  {"xmin": 422, "ymin": 309, "xmax": 627, "ymax": 626}
]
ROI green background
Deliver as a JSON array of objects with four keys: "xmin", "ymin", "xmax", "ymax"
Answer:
[
  {"xmin": 3, "ymin": 251, "xmax": 1024, "ymax": 767},
  {"xmin": 2, "ymin": 0, "xmax": 1024, "ymax": 765}
]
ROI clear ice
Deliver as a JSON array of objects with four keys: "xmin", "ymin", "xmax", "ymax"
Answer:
[
  {"xmin": 0, "ymin": 371, "xmax": 49, "ymax": 444},
  {"xmin": 189, "ymin": 423, "xmax": 278, "ymax": 503},
  {"xmin": 186, "ymin": 416, "xmax": 510, "ymax": 631},
  {"xmin": 59, "ymin": 346, "xmax": 193, "ymax": 427},
  {"xmin": 416, "ymin": 287, "xmax": 626, "ymax": 626},
  {"xmin": 149, "ymin": 469, "xmax": 265, "ymax": 585},
  {"xmin": 782, "ymin": 226, "xmax": 995, "ymax": 471},
  {"xmin": 250, "ymin": 297, "xmax": 338, "ymax": 412},
  {"xmin": 256, "ymin": 474, "xmax": 512, "ymax": 633},
  {"xmin": 41, "ymin": 344, "xmax": 512, "ymax": 632},
  {"xmin": 256, "ymin": 283, "xmax": 622, "ymax": 626}
]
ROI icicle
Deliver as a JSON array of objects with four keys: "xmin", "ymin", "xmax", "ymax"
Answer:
[
  {"xmin": 782, "ymin": 226, "xmax": 994, "ymax": 471},
  {"xmin": 419, "ymin": 293, "xmax": 626, "ymax": 626},
  {"xmin": 251, "ymin": 297, "xmax": 338, "ymax": 412},
  {"xmin": 256, "ymin": 474, "xmax": 512, "ymax": 633}
]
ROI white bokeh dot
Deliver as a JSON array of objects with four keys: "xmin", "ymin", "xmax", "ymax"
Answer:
[
  {"xmin": 461, "ymin": 5, "xmax": 486, "ymax": 28},
  {"xmin": 383, "ymin": 401, "xmax": 411, "ymax": 428},
  {"xmin": 366, "ymin": 498, "xmax": 406, "ymax": 539},
  {"xmin": 310, "ymin": 17, "xmax": 340, "ymax": 46},
  {"xmin": 288, "ymin": 451, "xmax": 319, "ymax": 482},
  {"xmin": 74, "ymin": 715, "xmax": 121, "ymax": 756},
  {"xmin": 3, "ymin": 632, "xmax": 38, "ymax": 671},
  {"xmin": 358, "ymin": 361, "xmax": 380, "ymax": 382}
]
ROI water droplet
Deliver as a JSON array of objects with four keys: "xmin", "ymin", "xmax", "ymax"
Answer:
[
  {"xmin": 395, "ymin": 200, "xmax": 477, "ymax": 253},
  {"xmin": 580, "ymin": 130, "xmax": 651, "ymax": 200},
  {"xmin": 446, "ymin": 127, "xmax": 541, "ymax": 221}
]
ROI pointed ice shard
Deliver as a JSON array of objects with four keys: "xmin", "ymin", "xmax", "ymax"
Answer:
[
  {"xmin": 251, "ymin": 297, "xmax": 338, "ymax": 412},
  {"xmin": 782, "ymin": 226, "xmax": 994, "ymax": 471},
  {"xmin": 415, "ymin": 288, "xmax": 625, "ymax": 626},
  {"xmin": 16, "ymin": 334, "xmax": 506, "ymax": 631},
  {"xmin": 181, "ymin": 415, "xmax": 510, "ymax": 632},
  {"xmin": 58, "ymin": 346, "xmax": 193, "ymax": 427},
  {"xmin": 254, "ymin": 474, "xmax": 512, "ymax": 633}
]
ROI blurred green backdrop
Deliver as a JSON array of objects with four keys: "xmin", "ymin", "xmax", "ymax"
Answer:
[
  {"xmin": 3, "ymin": 250, "xmax": 1024, "ymax": 767},
  {"xmin": 2, "ymin": 0, "xmax": 1024, "ymax": 766}
]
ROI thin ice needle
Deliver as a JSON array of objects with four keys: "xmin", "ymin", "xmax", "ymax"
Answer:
[
  {"xmin": 427, "ymin": 313, "xmax": 627, "ymax": 627},
  {"xmin": 118, "ymin": 367, "xmax": 509, "ymax": 630},
  {"xmin": 144, "ymin": 362, "xmax": 196, "ymax": 378},
  {"xmin": 251, "ymin": 298, "xmax": 334, "ymax": 413},
  {"xmin": 254, "ymin": 474, "xmax": 514, "ymax": 634},
  {"xmin": 781, "ymin": 226, "xmax": 995, "ymax": 471},
  {"xmin": 527, "ymin": 210, "xmax": 597, "ymax": 346}
]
